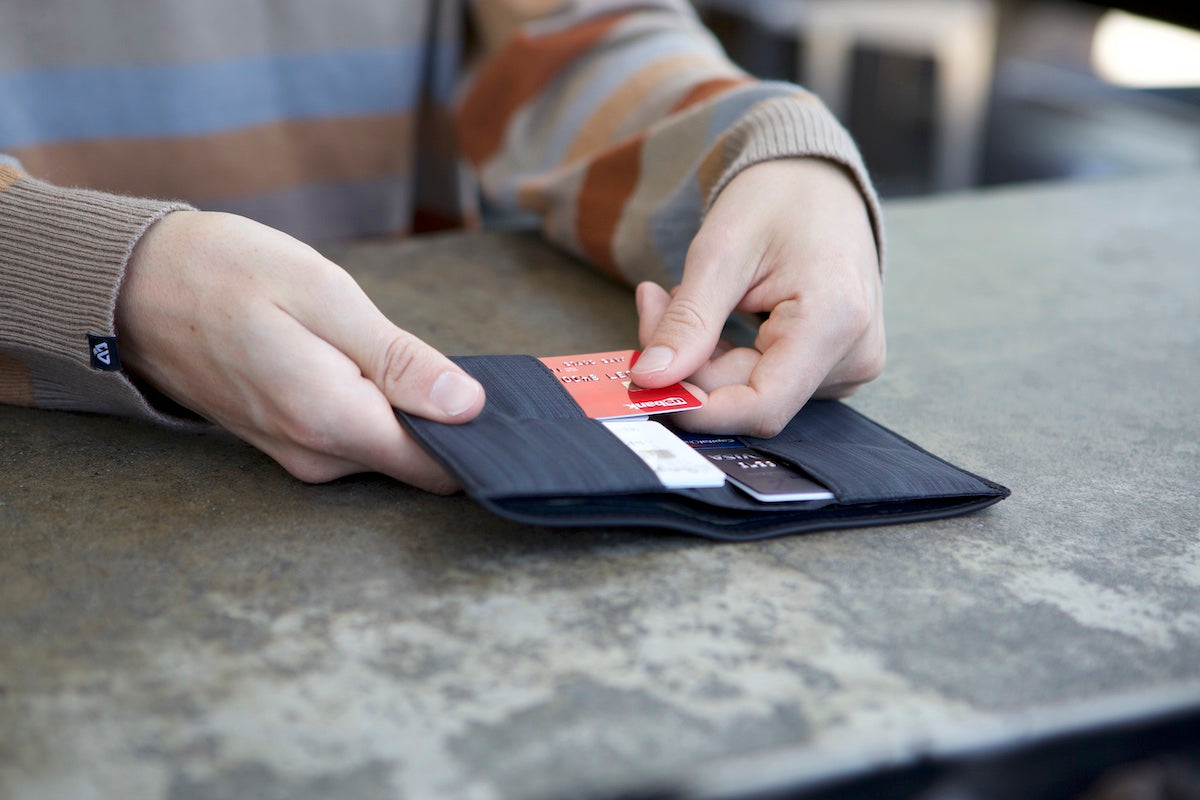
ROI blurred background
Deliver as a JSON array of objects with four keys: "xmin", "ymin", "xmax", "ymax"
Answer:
[{"xmin": 692, "ymin": 0, "xmax": 1200, "ymax": 197}]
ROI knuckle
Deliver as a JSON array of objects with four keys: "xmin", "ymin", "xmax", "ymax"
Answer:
[
  {"xmin": 660, "ymin": 296, "xmax": 711, "ymax": 338},
  {"xmin": 275, "ymin": 396, "xmax": 356, "ymax": 458},
  {"xmin": 278, "ymin": 451, "xmax": 342, "ymax": 484},
  {"xmin": 835, "ymin": 287, "xmax": 876, "ymax": 340},
  {"xmin": 419, "ymin": 473, "xmax": 460, "ymax": 496},
  {"xmin": 283, "ymin": 414, "xmax": 338, "ymax": 456},
  {"xmin": 379, "ymin": 333, "xmax": 422, "ymax": 393},
  {"xmin": 820, "ymin": 383, "xmax": 862, "ymax": 401},
  {"xmin": 820, "ymin": 344, "xmax": 887, "ymax": 400},
  {"xmin": 750, "ymin": 407, "xmax": 792, "ymax": 439},
  {"xmin": 860, "ymin": 345, "xmax": 887, "ymax": 382},
  {"xmin": 846, "ymin": 332, "xmax": 887, "ymax": 386}
]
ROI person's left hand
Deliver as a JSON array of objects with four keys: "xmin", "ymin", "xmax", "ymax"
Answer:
[{"xmin": 630, "ymin": 157, "xmax": 885, "ymax": 438}]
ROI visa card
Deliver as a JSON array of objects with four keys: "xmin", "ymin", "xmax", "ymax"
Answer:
[
  {"xmin": 679, "ymin": 434, "xmax": 834, "ymax": 502},
  {"xmin": 538, "ymin": 350, "xmax": 703, "ymax": 420}
]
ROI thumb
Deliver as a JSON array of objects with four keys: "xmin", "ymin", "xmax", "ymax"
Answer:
[
  {"xmin": 275, "ymin": 251, "xmax": 486, "ymax": 424},
  {"xmin": 631, "ymin": 278, "xmax": 734, "ymax": 388},
  {"xmin": 368, "ymin": 327, "xmax": 485, "ymax": 423}
]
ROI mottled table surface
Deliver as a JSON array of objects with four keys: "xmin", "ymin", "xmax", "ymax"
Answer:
[{"xmin": 2, "ymin": 171, "xmax": 1198, "ymax": 800}]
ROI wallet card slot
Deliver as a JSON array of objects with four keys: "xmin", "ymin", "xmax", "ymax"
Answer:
[
  {"xmin": 404, "ymin": 416, "xmax": 665, "ymax": 499},
  {"xmin": 743, "ymin": 399, "xmax": 909, "ymax": 447},
  {"xmin": 401, "ymin": 355, "xmax": 665, "ymax": 498},
  {"xmin": 749, "ymin": 441, "xmax": 994, "ymax": 504},
  {"xmin": 450, "ymin": 354, "xmax": 585, "ymax": 420}
]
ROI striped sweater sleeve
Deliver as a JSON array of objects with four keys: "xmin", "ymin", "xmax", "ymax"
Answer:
[
  {"xmin": 457, "ymin": 0, "xmax": 883, "ymax": 289},
  {"xmin": 0, "ymin": 161, "xmax": 194, "ymax": 420}
]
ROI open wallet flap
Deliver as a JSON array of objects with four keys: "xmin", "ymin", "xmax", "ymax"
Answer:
[{"xmin": 397, "ymin": 355, "xmax": 1009, "ymax": 541}]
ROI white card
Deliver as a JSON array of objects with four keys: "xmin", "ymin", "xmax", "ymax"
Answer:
[{"xmin": 602, "ymin": 419, "xmax": 726, "ymax": 490}]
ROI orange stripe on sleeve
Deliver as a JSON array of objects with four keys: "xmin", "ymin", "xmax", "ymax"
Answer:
[
  {"xmin": 457, "ymin": 13, "xmax": 627, "ymax": 167},
  {"xmin": 671, "ymin": 76, "xmax": 756, "ymax": 113},
  {"xmin": 0, "ymin": 164, "xmax": 26, "ymax": 193},
  {"xmin": 9, "ymin": 115, "xmax": 414, "ymax": 204},
  {"xmin": 0, "ymin": 353, "xmax": 35, "ymax": 407},
  {"xmin": 575, "ymin": 135, "xmax": 645, "ymax": 279},
  {"xmin": 564, "ymin": 52, "xmax": 720, "ymax": 166},
  {"xmin": 695, "ymin": 130, "xmax": 730, "ymax": 205}
]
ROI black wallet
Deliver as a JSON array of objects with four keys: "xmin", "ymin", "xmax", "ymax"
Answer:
[{"xmin": 398, "ymin": 355, "xmax": 1009, "ymax": 541}]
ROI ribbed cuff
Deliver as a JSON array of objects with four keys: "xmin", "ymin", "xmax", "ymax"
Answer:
[
  {"xmin": 707, "ymin": 94, "xmax": 887, "ymax": 272},
  {"xmin": 0, "ymin": 174, "xmax": 197, "ymax": 423}
]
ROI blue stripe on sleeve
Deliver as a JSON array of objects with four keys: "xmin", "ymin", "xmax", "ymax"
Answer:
[
  {"xmin": 704, "ymin": 81, "xmax": 801, "ymax": 140},
  {"xmin": 535, "ymin": 29, "xmax": 707, "ymax": 170},
  {"xmin": 0, "ymin": 46, "xmax": 455, "ymax": 148}
]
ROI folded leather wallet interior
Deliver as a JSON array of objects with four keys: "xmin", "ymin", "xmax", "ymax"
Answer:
[{"xmin": 398, "ymin": 355, "xmax": 1009, "ymax": 541}]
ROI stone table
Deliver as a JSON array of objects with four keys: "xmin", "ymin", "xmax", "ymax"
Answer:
[{"xmin": 2, "ymin": 170, "xmax": 1198, "ymax": 800}]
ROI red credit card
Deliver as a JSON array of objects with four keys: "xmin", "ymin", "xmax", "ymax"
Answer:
[{"xmin": 538, "ymin": 350, "xmax": 703, "ymax": 420}]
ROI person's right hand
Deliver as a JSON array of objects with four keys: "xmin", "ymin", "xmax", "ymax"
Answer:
[{"xmin": 115, "ymin": 210, "xmax": 485, "ymax": 492}]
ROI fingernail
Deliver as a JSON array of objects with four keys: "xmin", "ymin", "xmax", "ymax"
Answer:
[
  {"xmin": 431, "ymin": 371, "xmax": 482, "ymax": 417},
  {"xmin": 634, "ymin": 346, "xmax": 674, "ymax": 375}
]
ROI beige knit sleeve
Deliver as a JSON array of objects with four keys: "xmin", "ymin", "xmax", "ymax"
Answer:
[
  {"xmin": 0, "ymin": 164, "xmax": 196, "ymax": 423},
  {"xmin": 457, "ymin": 2, "xmax": 884, "ymax": 291}
]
